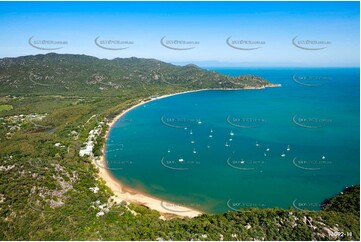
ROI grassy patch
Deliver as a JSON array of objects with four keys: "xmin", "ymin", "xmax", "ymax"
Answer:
[{"xmin": 0, "ymin": 104, "xmax": 13, "ymax": 112}]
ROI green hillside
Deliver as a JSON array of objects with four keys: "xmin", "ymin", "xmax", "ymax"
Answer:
[
  {"xmin": 0, "ymin": 54, "xmax": 358, "ymax": 241},
  {"xmin": 0, "ymin": 53, "xmax": 275, "ymax": 96}
]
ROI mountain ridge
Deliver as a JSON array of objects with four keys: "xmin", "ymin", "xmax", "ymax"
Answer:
[{"xmin": 0, "ymin": 53, "xmax": 277, "ymax": 96}]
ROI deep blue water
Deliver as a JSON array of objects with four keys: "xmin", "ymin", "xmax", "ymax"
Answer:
[{"xmin": 105, "ymin": 68, "xmax": 360, "ymax": 214}]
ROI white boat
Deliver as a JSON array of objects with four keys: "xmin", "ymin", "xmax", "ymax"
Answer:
[
  {"xmin": 191, "ymin": 140, "xmax": 195, "ymax": 144},
  {"xmin": 209, "ymin": 135, "xmax": 213, "ymax": 138},
  {"xmin": 225, "ymin": 142, "xmax": 229, "ymax": 147},
  {"xmin": 210, "ymin": 129, "xmax": 213, "ymax": 133},
  {"xmin": 281, "ymin": 152, "xmax": 286, "ymax": 157},
  {"xmin": 286, "ymin": 145, "xmax": 291, "ymax": 151},
  {"xmin": 230, "ymin": 131, "xmax": 234, "ymax": 136},
  {"xmin": 178, "ymin": 158, "xmax": 184, "ymax": 162},
  {"xmin": 198, "ymin": 120, "xmax": 202, "ymax": 124},
  {"xmin": 256, "ymin": 142, "xmax": 260, "ymax": 147},
  {"xmin": 322, "ymin": 156, "xmax": 326, "ymax": 160},
  {"xmin": 167, "ymin": 149, "xmax": 170, "ymax": 153},
  {"xmin": 193, "ymin": 148, "xmax": 197, "ymax": 154},
  {"xmin": 266, "ymin": 146, "xmax": 270, "ymax": 151},
  {"xmin": 190, "ymin": 130, "xmax": 193, "ymax": 135},
  {"xmin": 229, "ymin": 138, "xmax": 233, "ymax": 141}
]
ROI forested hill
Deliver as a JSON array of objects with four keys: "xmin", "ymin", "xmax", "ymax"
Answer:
[{"xmin": 0, "ymin": 53, "xmax": 276, "ymax": 96}]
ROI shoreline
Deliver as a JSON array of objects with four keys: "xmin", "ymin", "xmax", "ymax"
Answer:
[
  {"xmin": 94, "ymin": 85, "xmax": 280, "ymax": 219},
  {"xmin": 96, "ymin": 89, "xmax": 206, "ymax": 219}
]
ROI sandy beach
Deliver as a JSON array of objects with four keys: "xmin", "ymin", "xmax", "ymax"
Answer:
[{"xmin": 94, "ymin": 90, "xmax": 205, "ymax": 219}]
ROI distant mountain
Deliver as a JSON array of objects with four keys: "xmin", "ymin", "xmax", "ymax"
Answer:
[{"xmin": 0, "ymin": 53, "xmax": 276, "ymax": 96}]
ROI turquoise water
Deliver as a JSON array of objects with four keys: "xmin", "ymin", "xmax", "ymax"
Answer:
[{"xmin": 105, "ymin": 68, "xmax": 360, "ymax": 214}]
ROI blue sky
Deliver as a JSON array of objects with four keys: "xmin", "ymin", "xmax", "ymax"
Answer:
[{"xmin": 0, "ymin": 1, "xmax": 359, "ymax": 67}]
